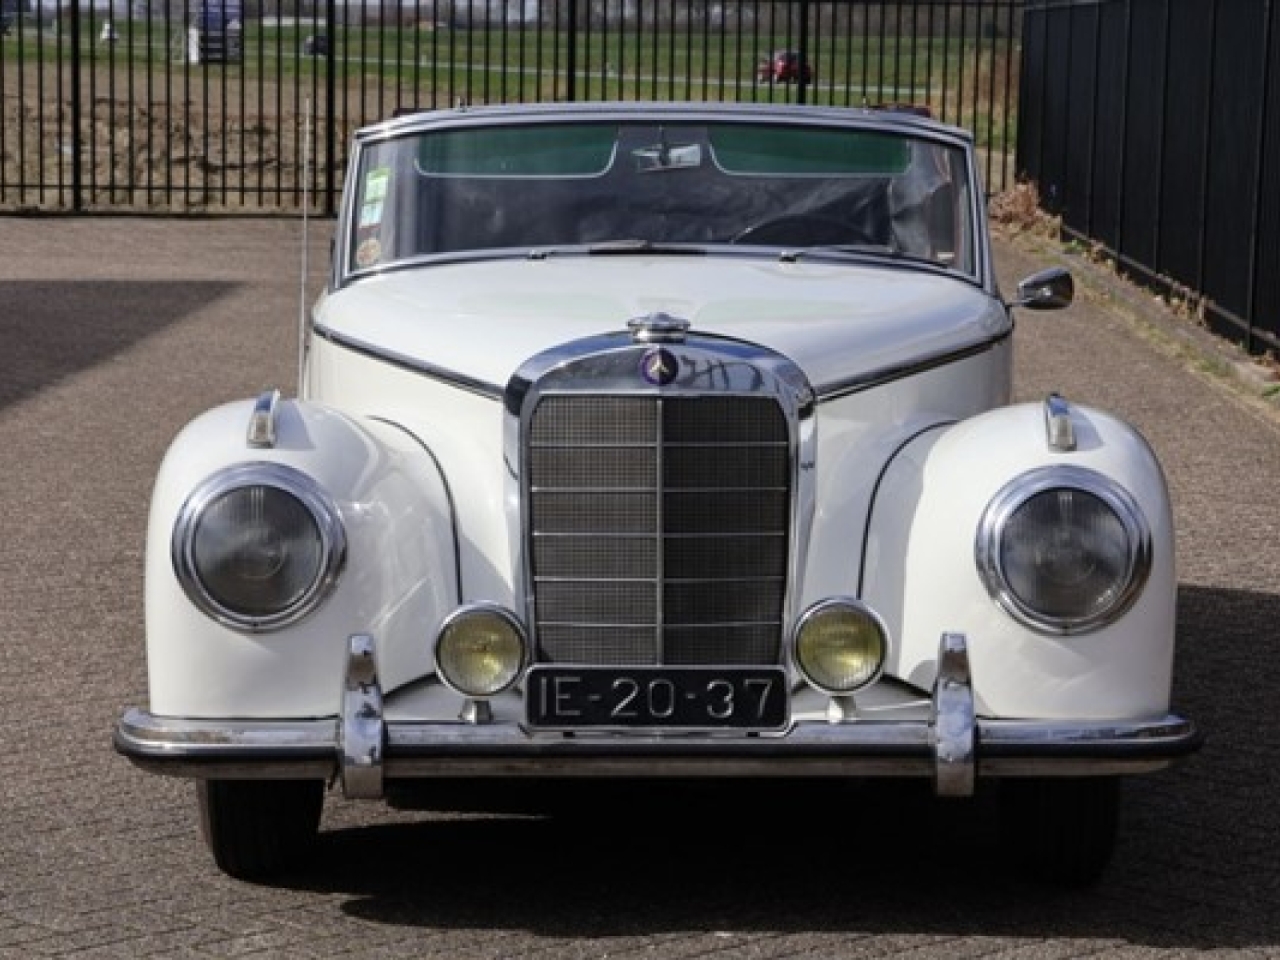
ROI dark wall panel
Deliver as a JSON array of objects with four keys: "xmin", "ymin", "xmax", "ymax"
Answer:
[
  {"xmin": 1021, "ymin": 0, "xmax": 1280, "ymax": 353},
  {"xmin": 1117, "ymin": 0, "xmax": 1166, "ymax": 272},
  {"xmin": 1062, "ymin": 3, "xmax": 1099, "ymax": 235},
  {"xmin": 1017, "ymin": 2, "xmax": 1049, "ymax": 184},
  {"xmin": 1255, "ymin": 2, "xmax": 1280, "ymax": 348},
  {"xmin": 1156, "ymin": 0, "xmax": 1213, "ymax": 289},
  {"xmin": 1039, "ymin": 6, "xmax": 1073, "ymax": 214},
  {"xmin": 1202, "ymin": 0, "xmax": 1266, "ymax": 334},
  {"xmin": 1089, "ymin": 0, "xmax": 1129, "ymax": 253}
]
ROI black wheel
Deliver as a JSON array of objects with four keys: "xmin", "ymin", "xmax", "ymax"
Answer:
[
  {"xmin": 999, "ymin": 777, "xmax": 1120, "ymax": 886},
  {"xmin": 197, "ymin": 779, "xmax": 325, "ymax": 880}
]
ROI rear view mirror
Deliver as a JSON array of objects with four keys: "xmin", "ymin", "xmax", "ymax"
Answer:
[{"xmin": 1013, "ymin": 267, "xmax": 1074, "ymax": 310}]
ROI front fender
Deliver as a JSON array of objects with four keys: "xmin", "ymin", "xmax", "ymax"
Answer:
[
  {"xmin": 145, "ymin": 398, "xmax": 457, "ymax": 718},
  {"xmin": 862, "ymin": 401, "xmax": 1176, "ymax": 720}
]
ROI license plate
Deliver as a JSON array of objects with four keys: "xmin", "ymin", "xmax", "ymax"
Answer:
[{"xmin": 525, "ymin": 666, "xmax": 789, "ymax": 731}]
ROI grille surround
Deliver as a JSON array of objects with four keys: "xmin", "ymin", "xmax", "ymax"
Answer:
[{"xmin": 507, "ymin": 335, "xmax": 815, "ymax": 670}]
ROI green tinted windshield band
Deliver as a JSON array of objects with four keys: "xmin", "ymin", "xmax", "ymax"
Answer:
[
  {"xmin": 417, "ymin": 125, "xmax": 618, "ymax": 177},
  {"xmin": 710, "ymin": 126, "xmax": 911, "ymax": 175}
]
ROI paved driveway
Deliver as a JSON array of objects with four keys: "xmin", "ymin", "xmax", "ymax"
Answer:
[{"xmin": 1, "ymin": 219, "xmax": 1276, "ymax": 958}]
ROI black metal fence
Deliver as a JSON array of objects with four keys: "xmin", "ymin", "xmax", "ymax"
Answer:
[
  {"xmin": 1019, "ymin": 0, "xmax": 1280, "ymax": 355},
  {"xmin": 0, "ymin": 0, "xmax": 1022, "ymax": 214}
]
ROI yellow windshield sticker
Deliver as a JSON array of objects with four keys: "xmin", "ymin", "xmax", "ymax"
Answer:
[{"xmin": 359, "ymin": 167, "xmax": 390, "ymax": 228}]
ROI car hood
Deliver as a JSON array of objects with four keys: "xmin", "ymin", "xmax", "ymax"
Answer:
[{"xmin": 314, "ymin": 256, "xmax": 1007, "ymax": 396}]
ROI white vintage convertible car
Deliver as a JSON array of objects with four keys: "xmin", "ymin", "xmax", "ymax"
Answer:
[{"xmin": 116, "ymin": 102, "xmax": 1200, "ymax": 884}]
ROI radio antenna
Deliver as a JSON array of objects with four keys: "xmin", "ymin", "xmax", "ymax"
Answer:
[{"xmin": 298, "ymin": 96, "xmax": 313, "ymax": 395}]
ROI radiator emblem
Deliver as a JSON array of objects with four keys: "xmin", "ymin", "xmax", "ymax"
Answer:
[{"xmin": 640, "ymin": 347, "xmax": 679, "ymax": 386}]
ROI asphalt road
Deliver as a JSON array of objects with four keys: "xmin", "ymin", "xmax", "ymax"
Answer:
[{"xmin": 1, "ymin": 218, "xmax": 1277, "ymax": 958}]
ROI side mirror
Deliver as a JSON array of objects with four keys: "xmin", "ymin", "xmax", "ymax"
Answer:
[{"xmin": 1012, "ymin": 267, "xmax": 1074, "ymax": 311}]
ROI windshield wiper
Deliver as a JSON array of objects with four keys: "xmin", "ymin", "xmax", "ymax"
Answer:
[
  {"xmin": 528, "ymin": 239, "xmax": 704, "ymax": 259},
  {"xmin": 588, "ymin": 238, "xmax": 704, "ymax": 255},
  {"xmin": 778, "ymin": 243, "xmax": 905, "ymax": 264}
]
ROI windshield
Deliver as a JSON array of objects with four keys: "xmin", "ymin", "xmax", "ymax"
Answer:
[{"xmin": 346, "ymin": 119, "xmax": 976, "ymax": 278}]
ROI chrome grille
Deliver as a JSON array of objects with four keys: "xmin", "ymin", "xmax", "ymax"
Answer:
[{"xmin": 528, "ymin": 394, "xmax": 790, "ymax": 666}]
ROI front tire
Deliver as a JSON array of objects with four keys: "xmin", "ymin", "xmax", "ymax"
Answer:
[
  {"xmin": 999, "ymin": 777, "xmax": 1120, "ymax": 885},
  {"xmin": 197, "ymin": 779, "xmax": 324, "ymax": 880}
]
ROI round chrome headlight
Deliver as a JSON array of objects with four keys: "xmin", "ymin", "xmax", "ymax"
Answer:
[
  {"xmin": 793, "ymin": 599, "xmax": 888, "ymax": 695},
  {"xmin": 977, "ymin": 466, "xmax": 1151, "ymax": 635},
  {"xmin": 435, "ymin": 606, "xmax": 528, "ymax": 698},
  {"xmin": 172, "ymin": 463, "xmax": 345, "ymax": 631}
]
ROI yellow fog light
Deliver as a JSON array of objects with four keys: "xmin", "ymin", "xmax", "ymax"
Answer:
[
  {"xmin": 793, "ymin": 599, "xmax": 888, "ymax": 695},
  {"xmin": 435, "ymin": 606, "xmax": 528, "ymax": 698}
]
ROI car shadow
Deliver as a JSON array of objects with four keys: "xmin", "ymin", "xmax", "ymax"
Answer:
[
  {"xmin": 0, "ymin": 279, "xmax": 238, "ymax": 410},
  {"xmin": 273, "ymin": 583, "xmax": 1276, "ymax": 949}
]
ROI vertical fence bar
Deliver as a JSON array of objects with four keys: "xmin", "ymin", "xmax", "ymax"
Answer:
[
  {"xmin": 0, "ymin": 7, "xmax": 6, "ymax": 199},
  {"xmin": 1247, "ymin": 0, "xmax": 1274, "ymax": 343},
  {"xmin": 634, "ymin": 0, "xmax": 645, "ymax": 101},
  {"xmin": 891, "ymin": 0, "xmax": 902, "ymax": 100},
  {"xmin": 1034, "ymin": 0, "xmax": 1048, "ymax": 198},
  {"xmin": 252, "ymin": 0, "xmax": 262, "ymax": 208},
  {"xmin": 982, "ymin": 0, "xmax": 994, "ymax": 189},
  {"xmin": 1114, "ymin": 0, "xmax": 1132, "ymax": 258},
  {"xmin": 909, "ymin": 0, "xmax": 919, "ymax": 110},
  {"xmin": 516, "ymin": 1, "xmax": 527, "ymax": 103},
  {"xmin": 565, "ymin": 0, "xmax": 577, "ymax": 101},
  {"xmin": 325, "ymin": 0, "xmax": 338, "ymax": 214},
  {"xmin": 45, "ymin": 3, "xmax": 54, "ymax": 204},
  {"xmin": 1001, "ymin": 0, "xmax": 1015, "ymax": 192},
  {"xmin": 959, "ymin": 0, "xmax": 969, "ymax": 128},
  {"xmin": 667, "ymin": 0, "xmax": 677, "ymax": 101},
  {"xmin": 994, "ymin": 0, "xmax": 1006, "ymax": 192},
  {"xmin": 69, "ymin": 0, "xmax": 82, "ymax": 210},
  {"xmin": 940, "ymin": 0, "xmax": 951, "ymax": 123},
  {"xmin": 1194, "ymin": 0, "xmax": 1220, "ymax": 295},
  {"xmin": 967, "ymin": 0, "xmax": 979, "ymax": 137},
  {"xmin": 1152, "ymin": 0, "xmax": 1170, "ymax": 277},
  {"xmin": 86, "ymin": 0, "xmax": 96, "ymax": 204},
  {"xmin": 1089, "ymin": 0, "xmax": 1106, "ymax": 236},
  {"xmin": 797, "ymin": 0, "xmax": 809, "ymax": 104}
]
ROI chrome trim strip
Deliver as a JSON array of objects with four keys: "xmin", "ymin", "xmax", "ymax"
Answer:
[
  {"xmin": 814, "ymin": 329, "xmax": 1010, "ymax": 402},
  {"xmin": 115, "ymin": 709, "xmax": 1200, "ymax": 783},
  {"xmin": 340, "ymin": 104, "xmax": 991, "ymax": 293},
  {"xmin": 312, "ymin": 322, "xmax": 504, "ymax": 400},
  {"xmin": 1044, "ymin": 392, "xmax": 1077, "ymax": 452},
  {"xmin": 340, "ymin": 634, "xmax": 385, "ymax": 799},
  {"xmin": 654, "ymin": 399, "xmax": 667, "ymax": 660},
  {"xmin": 246, "ymin": 388, "xmax": 281, "ymax": 449},
  {"xmin": 931, "ymin": 633, "xmax": 976, "ymax": 797},
  {"xmin": 317, "ymin": 314, "xmax": 1006, "ymax": 413},
  {"xmin": 361, "ymin": 102, "xmax": 979, "ymax": 152}
]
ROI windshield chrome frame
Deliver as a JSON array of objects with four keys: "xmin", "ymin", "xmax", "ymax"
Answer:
[{"xmin": 333, "ymin": 103, "xmax": 990, "ymax": 294}]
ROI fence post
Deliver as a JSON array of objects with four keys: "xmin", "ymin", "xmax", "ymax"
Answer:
[
  {"xmin": 1246, "ymin": 0, "xmax": 1273, "ymax": 351},
  {"xmin": 69, "ymin": 0, "xmax": 83, "ymax": 210},
  {"xmin": 324, "ymin": 0, "xmax": 337, "ymax": 216},
  {"xmin": 566, "ymin": 0, "xmax": 578, "ymax": 102},
  {"xmin": 797, "ymin": 0, "xmax": 811, "ymax": 105}
]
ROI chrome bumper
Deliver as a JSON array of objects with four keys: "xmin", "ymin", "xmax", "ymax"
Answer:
[{"xmin": 115, "ymin": 634, "xmax": 1201, "ymax": 800}]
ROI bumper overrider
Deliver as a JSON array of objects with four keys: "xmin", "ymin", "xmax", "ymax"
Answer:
[{"xmin": 115, "ymin": 634, "xmax": 1201, "ymax": 800}]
